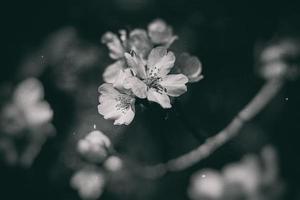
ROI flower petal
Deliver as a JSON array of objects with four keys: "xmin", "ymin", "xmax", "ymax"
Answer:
[
  {"xmin": 124, "ymin": 52, "xmax": 147, "ymax": 79},
  {"xmin": 103, "ymin": 60, "xmax": 125, "ymax": 83},
  {"xmin": 101, "ymin": 32, "xmax": 125, "ymax": 59},
  {"xmin": 148, "ymin": 19, "xmax": 177, "ymax": 47},
  {"xmin": 98, "ymin": 83, "xmax": 120, "ymax": 97},
  {"xmin": 113, "ymin": 106, "xmax": 135, "ymax": 125},
  {"xmin": 125, "ymin": 77, "xmax": 147, "ymax": 99},
  {"xmin": 147, "ymin": 47, "xmax": 176, "ymax": 77},
  {"xmin": 147, "ymin": 88, "xmax": 171, "ymax": 108},
  {"xmin": 159, "ymin": 74, "xmax": 188, "ymax": 97},
  {"xmin": 113, "ymin": 69, "xmax": 147, "ymax": 98},
  {"xmin": 127, "ymin": 29, "xmax": 152, "ymax": 58},
  {"xmin": 98, "ymin": 84, "xmax": 136, "ymax": 125},
  {"xmin": 98, "ymin": 96, "xmax": 135, "ymax": 125},
  {"xmin": 176, "ymin": 53, "xmax": 203, "ymax": 83}
]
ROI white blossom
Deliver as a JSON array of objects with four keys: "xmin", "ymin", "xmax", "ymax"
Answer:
[
  {"xmin": 101, "ymin": 29, "xmax": 152, "ymax": 83},
  {"xmin": 101, "ymin": 19, "xmax": 178, "ymax": 83},
  {"xmin": 97, "ymin": 83, "xmax": 135, "ymax": 125},
  {"xmin": 124, "ymin": 46, "xmax": 188, "ymax": 108}
]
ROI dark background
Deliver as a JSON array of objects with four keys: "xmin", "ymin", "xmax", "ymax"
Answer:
[{"xmin": 1, "ymin": 0, "xmax": 300, "ymax": 199}]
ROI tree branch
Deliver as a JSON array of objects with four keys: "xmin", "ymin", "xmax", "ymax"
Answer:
[{"xmin": 142, "ymin": 78, "xmax": 284, "ymax": 178}]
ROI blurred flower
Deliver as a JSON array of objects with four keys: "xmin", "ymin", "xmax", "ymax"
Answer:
[
  {"xmin": 258, "ymin": 38, "xmax": 300, "ymax": 80},
  {"xmin": 102, "ymin": 31, "xmax": 126, "ymax": 60},
  {"xmin": 71, "ymin": 167, "xmax": 106, "ymax": 200},
  {"xmin": 19, "ymin": 27, "xmax": 102, "ymax": 92},
  {"xmin": 98, "ymin": 83, "xmax": 135, "ymax": 125},
  {"xmin": 222, "ymin": 155, "xmax": 261, "ymax": 198},
  {"xmin": 77, "ymin": 130, "xmax": 112, "ymax": 163},
  {"xmin": 175, "ymin": 53, "xmax": 203, "ymax": 83},
  {"xmin": 124, "ymin": 47, "xmax": 188, "ymax": 108},
  {"xmin": 0, "ymin": 78, "xmax": 53, "ymax": 135},
  {"xmin": 188, "ymin": 146, "xmax": 284, "ymax": 200},
  {"xmin": 148, "ymin": 19, "xmax": 178, "ymax": 47},
  {"xmin": 104, "ymin": 156, "xmax": 123, "ymax": 172},
  {"xmin": 0, "ymin": 78, "xmax": 55, "ymax": 167},
  {"xmin": 188, "ymin": 169, "xmax": 225, "ymax": 200}
]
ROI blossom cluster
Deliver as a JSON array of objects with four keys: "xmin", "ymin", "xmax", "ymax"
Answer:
[
  {"xmin": 188, "ymin": 146, "xmax": 284, "ymax": 200},
  {"xmin": 0, "ymin": 78, "xmax": 54, "ymax": 167},
  {"xmin": 71, "ymin": 130, "xmax": 123, "ymax": 200},
  {"xmin": 98, "ymin": 19, "xmax": 203, "ymax": 125}
]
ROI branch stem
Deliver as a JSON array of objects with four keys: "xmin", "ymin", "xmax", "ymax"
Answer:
[{"xmin": 142, "ymin": 78, "xmax": 284, "ymax": 178}]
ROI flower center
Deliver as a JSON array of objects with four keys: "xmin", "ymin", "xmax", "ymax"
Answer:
[
  {"xmin": 143, "ymin": 77, "xmax": 166, "ymax": 94},
  {"xmin": 115, "ymin": 95, "xmax": 133, "ymax": 113}
]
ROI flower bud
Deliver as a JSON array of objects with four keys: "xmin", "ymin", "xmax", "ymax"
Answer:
[
  {"xmin": 77, "ymin": 130, "xmax": 112, "ymax": 163},
  {"xmin": 71, "ymin": 167, "xmax": 106, "ymax": 200},
  {"xmin": 258, "ymin": 39, "xmax": 300, "ymax": 80},
  {"xmin": 175, "ymin": 53, "xmax": 203, "ymax": 83},
  {"xmin": 104, "ymin": 156, "xmax": 123, "ymax": 172},
  {"xmin": 188, "ymin": 169, "xmax": 225, "ymax": 200}
]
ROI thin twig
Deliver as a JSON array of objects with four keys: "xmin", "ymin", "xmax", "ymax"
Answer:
[{"xmin": 142, "ymin": 78, "xmax": 284, "ymax": 178}]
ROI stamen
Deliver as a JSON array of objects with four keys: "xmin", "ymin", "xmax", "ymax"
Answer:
[
  {"xmin": 143, "ymin": 77, "xmax": 167, "ymax": 94},
  {"xmin": 148, "ymin": 66, "xmax": 159, "ymax": 77},
  {"xmin": 115, "ymin": 95, "xmax": 132, "ymax": 113}
]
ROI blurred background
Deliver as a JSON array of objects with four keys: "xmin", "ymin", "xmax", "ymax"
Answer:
[{"xmin": 1, "ymin": 0, "xmax": 300, "ymax": 199}]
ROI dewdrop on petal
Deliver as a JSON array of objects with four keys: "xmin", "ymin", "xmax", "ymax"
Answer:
[
  {"xmin": 71, "ymin": 168, "xmax": 106, "ymax": 200},
  {"xmin": 77, "ymin": 130, "xmax": 112, "ymax": 163},
  {"xmin": 188, "ymin": 169, "xmax": 225, "ymax": 200}
]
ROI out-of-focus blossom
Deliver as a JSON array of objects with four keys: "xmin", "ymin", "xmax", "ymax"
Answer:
[
  {"xmin": 222, "ymin": 155, "xmax": 261, "ymax": 197},
  {"xmin": 71, "ymin": 167, "xmax": 106, "ymax": 200},
  {"xmin": 98, "ymin": 83, "xmax": 135, "ymax": 125},
  {"xmin": 175, "ymin": 53, "xmax": 203, "ymax": 83},
  {"xmin": 19, "ymin": 27, "xmax": 102, "ymax": 92},
  {"xmin": 148, "ymin": 19, "xmax": 178, "ymax": 47},
  {"xmin": 0, "ymin": 78, "xmax": 55, "ymax": 167},
  {"xmin": 13, "ymin": 78, "xmax": 53, "ymax": 126},
  {"xmin": 0, "ymin": 78, "xmax": 53, "ymax": 134},
  {"xmin": 104, "ymin": 156, "xmax": 123, "ymax": 172},
  {"xmin": 101, "ymin": 19, "xmax": 178, "ymax": 83},
  {"xmin": 188, "ymin": 169, "xmax": 225, "ymax": 200},
  {"xmin": 188, "ymin": 146, "xmax": 284, "ymax": 200},
  {"xmin": 77, "ymin": 130, "xmax": 112, "ymax": 163},
  {"xmin": 102, "ymin": 32, "xmax": 126, "ymax": 60},
  {"xmin": 124, "ymin": 47, "xmax": 188, "ymax": 108},
  {"xmin": 258, "ymin": 39, "xmax": 300, "ymax": 80}
]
